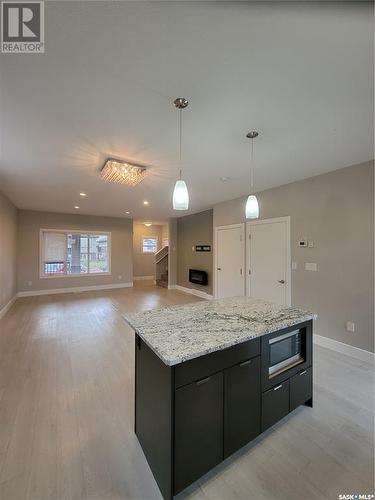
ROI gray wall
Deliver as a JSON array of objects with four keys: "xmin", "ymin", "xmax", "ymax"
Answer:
[
  {"xmin": 177, "ymin": 210, "xmax": 213, "ymax": 295},
  {"xmin": 214, "ymin": 161, "xmax": 374, "ymax": 353},
  {"xmin": 17, "ymin": 210, "xmax": 133, "ymax": 292},
  {"xmin": 168, "ymin": 218, "xmax": 178, "ymax": 287},
  {"xmin": 133, "ymin": 223, "xmax": 162, "ymax": 277},
  {"xmin": 0, "ymin": 192, "xmax": 17, "ymax": 309}
]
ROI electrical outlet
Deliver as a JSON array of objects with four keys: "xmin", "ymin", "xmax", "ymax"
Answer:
[
  {"xmin": 305, "ymin": 262, "xmax": 317, "ymax": 271},
  {"xmin": 298, "ymin": 240, "xmax": 308, "ymax": 247},
  {"xmin": 346, "ymin": 321, "xmax": 355, "ymax": 333}
]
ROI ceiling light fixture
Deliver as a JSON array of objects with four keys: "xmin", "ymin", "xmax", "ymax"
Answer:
[
  {"xmin": 172, "ymin": 98, "xmax": 189, "ymax": 211},
  {"xmin": 144, "ymin": 223, "xmax": 152, "ymax": 227},
  {"xmin": 143, "ymin": 200, "xmax": 149, "ymax": 206},
  {"xmin": 245, "ymin": 131, "xmax": 260, "ymax": 219},
  {"xmin": 125, "ymin": 211, "xmax": 130, "ymax": 214},
  {"xmin": 74, "ymin": 205, "xmax": 80, "ymax": 209},
  {"xmin": 101, "ymin": 159, "xmax": 146, "ymax": 186},
  {"xmin": 79, "ymin": 192, "xmax": 87, "ymax": 197}
]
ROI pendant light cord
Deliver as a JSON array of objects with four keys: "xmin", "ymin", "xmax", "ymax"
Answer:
[
  {"xmin": 179, "ymin": 108, "xmax": 182, "ymax": 179},
  {"xmin": 250, "ymin": 137, "xmax": 254, "ymax": 191}
]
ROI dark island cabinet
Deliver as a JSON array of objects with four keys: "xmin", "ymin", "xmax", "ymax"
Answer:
[
  {"xmin": 224, "ymin": 356, "xmax": 261, "ymax": 458},
  {"xmin": 134, "ymin": 319, "xmax": 313, "ymax": 500},
  {"xmin": 174, "ymin": 372, "xmax": 223, "ymax": 493},
  {"xmin": 290, "ymin": 367, "xmax": 313, "ymax": 411},
  {"xmin": 262, "ymin": 379, "xmax": 290, "ymax": 431}
]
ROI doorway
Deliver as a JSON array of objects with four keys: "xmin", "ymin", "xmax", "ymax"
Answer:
[{"xmin": 246, "ymin": 217, "xmax": 291, "ymax": 306}]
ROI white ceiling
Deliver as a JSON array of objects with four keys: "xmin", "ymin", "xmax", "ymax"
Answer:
[{"xmin": 0, "ymin": 1, "xmax": 373, "ymax": 222}]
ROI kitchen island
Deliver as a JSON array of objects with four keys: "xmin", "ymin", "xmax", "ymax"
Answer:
[{"xmin": 124, "ymin": 297, "xmax": 314, "ymax": 500}]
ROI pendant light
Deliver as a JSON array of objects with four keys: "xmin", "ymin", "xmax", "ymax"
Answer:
[
  {"xmin": 172, "ymin": 98, "xmax": 189, "ymax": 210},
  {"xmin": 245, "ymin": 131, "xmax": 259, "ymax": 219}
]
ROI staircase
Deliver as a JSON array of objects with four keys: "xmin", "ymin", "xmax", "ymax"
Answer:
[
  {"xmin": 155, "ymin": 246, "xmax": 168, "ymax": 288},
  {"xmin": 156, "ymin": 271, "xmax": 168, "ymax": 288}
]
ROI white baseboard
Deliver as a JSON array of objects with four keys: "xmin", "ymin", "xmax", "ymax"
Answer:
[
  {"xmin": 17, "ymin": 282, "xmax": 133, "ymax": 297},
  {"xmin": 314, "ymin": 334, "xmax": 374, "ymax": 365},
  {"xmin": 133, "ymin": 276, "xmax": 155, "ymax": 281},
  {"xmin": 174, "ymin": 284, "xmax": 213, "ymax": 300},
  {"xmin": 0, "ymin": 295, "xmax": 17, "ymax": 319}
]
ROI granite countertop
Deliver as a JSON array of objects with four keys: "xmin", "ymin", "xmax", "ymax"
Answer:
[{"xmin": 123, "ymin": 297, "xmax": 315, "ymax": 366}]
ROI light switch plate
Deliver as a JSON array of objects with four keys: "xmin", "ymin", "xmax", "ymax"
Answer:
[
  {"xmin": 308, "ymin": 240, "xmax": 314, "ymax": 248},
  {"xmin": 292, "ymin": 261, "xmax": 297, "ymax": 270},
  {"xmin": 346, "ymin": 321, "xmax": 355, "ymax": 333},
  {"xmin": 305, "ymin": 262, "xmax": 317, "ymax": 271}
]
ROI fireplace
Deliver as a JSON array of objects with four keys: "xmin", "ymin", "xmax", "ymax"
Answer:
[{"xmin": 189, "ymin": 269, "xmax": 208, "ymax": 286}]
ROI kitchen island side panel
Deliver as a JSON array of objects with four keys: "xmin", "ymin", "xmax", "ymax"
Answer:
[{"xmin": 135, "ymin": 335, "xmax": 173, "ymax": 500}]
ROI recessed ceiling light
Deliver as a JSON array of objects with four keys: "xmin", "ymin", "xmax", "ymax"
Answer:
[
  {"xmin": 143, "ymin": 200, "xmax": 149, "ymax": 205},
  {"xmin": 144, "ymin": 223, "xmax": 152, "ymax": 227},
  {"xmin": 79, "ymin": 192, "xmax": 87, "ymax": 197},
  {"xmin": 74, "ymin": 206, "xmax": 80, "ymax": 209},
  {"xmin": 125, "ymin": 211, "xmax": 130, "ymax": 214}
]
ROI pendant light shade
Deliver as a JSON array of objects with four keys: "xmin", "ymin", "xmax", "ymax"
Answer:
[
  {"xmin": 173, "ymin": 179, "xmax": 189, "ymax": 210},
  {"xmin": 172, "ymin": 98, "xmax": 189, "ymax": 211},
  {"xmin": 245, "ymin": 130, "xmax": 260, "ymax": 220},
  {"xmin": 245, "ymin": 194, "xmax": 259, "ymax": 219}
]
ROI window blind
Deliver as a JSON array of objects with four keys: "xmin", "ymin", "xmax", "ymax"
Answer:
[{"xmin": 43, "ymin": 232, "xmax": 66, "ymax": 262}]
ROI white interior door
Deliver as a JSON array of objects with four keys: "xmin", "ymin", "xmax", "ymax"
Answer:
[
  {"xmin": 215, "ymin": 224, "xmax": 245, "ymax": 299},
  {"xmin": 246, "ymin": 217, "xmax": 291, "ymax": 306}
]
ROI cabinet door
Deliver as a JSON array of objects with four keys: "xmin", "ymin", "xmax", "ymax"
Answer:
[
  {"xmin": 290, "ymin": 367, "xmax": 312, "ymax": 411},
  {"xmin": 174, "ymin": 372, "xmax": 223, "ymax": 494},
  {"xmin": 262, "ymin": 379, "xmax": 290, "ymax": 431},
  {"xmin": 224, "ymin": 356, "xmax": 261, "ymax": 458}
]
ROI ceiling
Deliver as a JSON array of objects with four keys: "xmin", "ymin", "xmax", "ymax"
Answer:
[{"xmin": 0, "ymin": 1, "xmax": 373, "ymax": 222}]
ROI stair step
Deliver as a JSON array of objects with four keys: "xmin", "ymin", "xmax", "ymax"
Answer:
[{"xmin": 156, "ymin": 279, "xmax": 168, "ymax": 288}]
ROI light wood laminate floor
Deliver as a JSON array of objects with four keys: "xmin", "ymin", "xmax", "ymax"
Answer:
[{"xmin": 0, "ymin": 282, "xmax": 373, "ymax": 500}]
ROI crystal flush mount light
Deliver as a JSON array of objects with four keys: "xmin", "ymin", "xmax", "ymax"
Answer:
[{"xmin": 101, "ymin": 159, "xmax": 147, "ymax": 186}]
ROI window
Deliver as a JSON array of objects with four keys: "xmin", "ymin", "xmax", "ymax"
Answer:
[
  {"xmin": 142, "ymin": 236, "xmax": 158, "ymax": 254},
  {"xmin": 41, "ymin": 230, "xmax": 110, "ymax": 277}
]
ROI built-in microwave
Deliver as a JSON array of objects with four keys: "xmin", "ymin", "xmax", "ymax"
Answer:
[
  {"xmin": 261, "ymin": 321, "xmax": 312, "ymax": 391},
  {"xmin": 268, "ymin": 330, "xmax": 302, "ymax": 377}
]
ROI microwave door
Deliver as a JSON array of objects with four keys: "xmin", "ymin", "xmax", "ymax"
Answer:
[{"xmin": 269, "ymin": 330, "xmax": 302, "ymax": 376}]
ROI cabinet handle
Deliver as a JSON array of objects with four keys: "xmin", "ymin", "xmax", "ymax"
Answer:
[
  {"xmin": 299, "ymin": 370, "xmax": 307, "ymax": 376},
  {"xmin": 273, "ymin": 384, "xmax": 283, "ymax": 391},
  {"xmin": 196, "ymin": 376, "xmax": 211, "ymax": 386},
  {"xmin": 239, "ymin": 359, "xmax": 252, "ymax": 367}
]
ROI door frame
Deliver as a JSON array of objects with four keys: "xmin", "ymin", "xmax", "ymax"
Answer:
[
  {"xmin": 214, "ymin": 223, "xmax": 245, "ymax": 299},
  {"xmin": 246, "ymin": 216, "xmax": 291, "ymax": 306}
]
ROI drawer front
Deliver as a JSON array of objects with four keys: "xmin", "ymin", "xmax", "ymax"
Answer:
[
  {"xmin": 261, "ymin": 379, "xmax": 290, "ymax": 432},
  {"xmin": 290, "ymin": 367, "xmax": 312, "ymax": 411},
  {"xmin": 175, "ymin": 337, "xmax": 260, "ymax": 389},
  {"xmin": 174, "ymin": 372, "xmax": 223, "ymax": 494}
]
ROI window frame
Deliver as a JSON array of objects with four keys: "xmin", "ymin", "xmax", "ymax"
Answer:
[
  {"xmin": 141, "ymin": 235, "xmax": 158, "ymax": 254},
  {"xmin": 39, "ymin": 228, "xmax": 112, "ymax": 278}
]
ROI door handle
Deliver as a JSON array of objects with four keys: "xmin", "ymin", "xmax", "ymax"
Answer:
[
  {"xmin": 217, "ymin": 267, "xmax": 221, "ymax": 271},
  {"xmin": 299, "ymin": 370, "xmax": 307, "ymax": 376},
  {"xmin": 273, "ymin": 384, "xmax": 283, "ymax": 391},
  {"xmin": 277, "ymin": 279, "xmax": 285, "ymax": 284},
  {"xmin": 196, "ymin": 376, "xmax": 211, "ymax": 386},
  {"xmin": 239, "ymin": 359, "xmax": 252, "ymax": 367}
]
